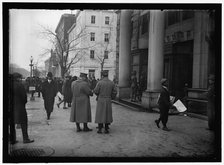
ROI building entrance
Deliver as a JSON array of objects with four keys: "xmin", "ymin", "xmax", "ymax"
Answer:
[{"xmin": 164, "ymin": 40, "xmax": 193, "ymax": 100}]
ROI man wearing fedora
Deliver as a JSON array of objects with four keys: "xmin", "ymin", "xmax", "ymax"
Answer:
[
  {"xmin": 41, "ymin": 72, "xmax": 57, "ymax": 120},
  {"xmin": 155, "ymin": 78, "xmax": 174, "ymax": 131},
  {"xmin": 70, "ymin": 72, "xmax": 93, "ymax": 132},
  {"xmin": 10, "ymin": 72, "xmax": 34, "ymax": 144},
  {"xmin": 93, "ymin": 70, "xmax": 117, "ymax": 134}
]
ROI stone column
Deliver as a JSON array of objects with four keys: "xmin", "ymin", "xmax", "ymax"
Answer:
[
  {"xmin": 141, "ymin": 10, "xmax": 165, "ymax": 110},
  {"xmin": 117, "ymin": 10, "xmax": 132, "ymax": 99},
  {"xmin": 192, "ymin": 11, "xmax": 209, "ymax": 88}
]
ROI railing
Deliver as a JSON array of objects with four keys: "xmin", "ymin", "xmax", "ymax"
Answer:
[{"xmin": 185, "ymin": 88, "xmax": 208, "ymax": 110}]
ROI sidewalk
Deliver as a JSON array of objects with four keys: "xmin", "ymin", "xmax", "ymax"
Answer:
[{"xmin": 8, "ymin": 93, "xmax": 216, "ymax": 160}]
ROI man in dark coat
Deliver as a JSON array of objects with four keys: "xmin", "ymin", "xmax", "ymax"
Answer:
[
  {"xmin": 70, "ymin": 73, "xmax": 93, "ymax": 132},
  {"xmin": 155, "ymin": 78, "xmax": 174, "ymax": 131},
  {"xmin": 207, "ymin": 74, "xmax": 215, "ymax": 130},
  {"xmin": 10, "ymin": 72, "xmax": 34, "ymax": 144},
  {"xmin": 41, "ymin": 72, "xmax": 57, "ymax": 120},
  {"xmin": 93, "ymin": 70, "xmax": 117, "ymax": 134}
]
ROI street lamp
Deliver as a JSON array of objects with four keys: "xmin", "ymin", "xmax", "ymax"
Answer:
[
  {"xmin": 29, "ymin": 56, "xmax": 35, "ymax": 101},
  {"xmin": 30, "ymin": 56, "xmax": 33, "ymax": 77}
]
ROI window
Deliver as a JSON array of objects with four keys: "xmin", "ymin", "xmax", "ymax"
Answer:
[
  {"xmin": 167, "ymin": 11, "xmax": 181, "ymax": 26},
  {"xmin": 141, "ymin": 14, "xmax": 148, "ymax": 34},
  {"xmin": 105, "ymin": 16, "xmax": 110, "ymax": 25},
  {"xmin": 90, "ymin": 50, "xmax": 95, "ymax": 59},
  {"xmin": 104, "ymin": 33, "xmax": 109, "ymax": 42},
  {"xmin": 182, "ymin": 11, "xmax": 194, "ymax": 20},
  {"xmin": 90, "ymin": 32, "xmax": 95, "ymax": 41},
  {"xmin": 104, "ymin": 51, "xmax": 108, "ymax": 59},
  {"xmin": 91, "ymin": 15, "xmax": 96, "ymax": 24}
]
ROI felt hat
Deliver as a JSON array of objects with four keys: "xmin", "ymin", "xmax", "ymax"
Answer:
[
  {"xmin": 161, "ymin": 78, "xmax": 167, "ymax": 85},
  {"xmin": 47, "ymin": 72, "xmax": 53, "ymax": 78}
]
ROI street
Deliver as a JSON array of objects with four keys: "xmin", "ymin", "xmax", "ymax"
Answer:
[{"xmin": 9, "ymin": 93, "xmax": 216, "ymax": 160}]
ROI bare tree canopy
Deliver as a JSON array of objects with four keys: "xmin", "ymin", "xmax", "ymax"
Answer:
[{"xmin": 38, "ymin": 24, "xmax": 95, "ymax": 78}]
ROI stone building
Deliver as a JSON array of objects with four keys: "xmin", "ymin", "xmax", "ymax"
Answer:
[
  {"xmin": 67, "ymin": 10, "xmax": 117, "ymax": 80},
  {"xmin": 54, "ymin": 14, "xmax": 76, "ymax": 77},
  {"xmin": 116, "ymin": 10, "xmax": 216, "ymax": 113}
]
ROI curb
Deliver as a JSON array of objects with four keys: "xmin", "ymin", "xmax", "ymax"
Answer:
[{"xmin": 112, "ymin": 100, "xmax": 208, "ymax": 121}]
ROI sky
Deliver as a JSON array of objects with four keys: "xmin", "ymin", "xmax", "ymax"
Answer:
[{"xmin": 9, "ymin": 9, "xmax": 76, "ymax": 71}]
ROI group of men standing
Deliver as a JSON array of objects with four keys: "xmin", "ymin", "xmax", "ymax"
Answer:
[{"xmin": 42, "ymin": 70, "xmax": 117, "ymax": 134}]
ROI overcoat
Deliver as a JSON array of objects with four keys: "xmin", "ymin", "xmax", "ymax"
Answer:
[
  {"xmin": 93, "ymin": 77, "xmax": 117, "ymax": 124},
  {"xmin": 41, "ymin": 80, "xmax": 57, "ymax": 113},
  {"xmin": 207, "ymin": 83, "xmax": 215, "ymax": 129},
  {"xmin": 62, "ymin": 79, "xmax": 72, "ymax": 102},
  {"xmin": 70, "ymin": 79, "xmax": 93, "ymax": 123},
  {"xmin": 12, "ymin": 80, "xmax": 28, "ymax": 124}
]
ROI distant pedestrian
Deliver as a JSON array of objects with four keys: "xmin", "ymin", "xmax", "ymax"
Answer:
[
  {"xmin": 10, "ymin": 72, "xmax": 34, "ymax": 144},
  {"xmin": 41, "ymin": 72, "xmax": 57, "ymax": 120},
  {"xmin": 57, "ymin": 76, "xmax": 72, "ymax": 109},
  {"xmin": 207, "ymin": 74, "xmax": 215, "ymax": 130},
  {"xmin": 70, "ymin": 72, "xmax": 93, "ymax": 132},
  {"xmin": 155, "ymin": 78, "xmax": 175, "ymax": 131},
  {"xmin": 130, "ymin": 71, "xmax": 138, "ymax": 102},
  {"xmin": 93, "ymin": 70, "xmax": 117, "ymax": 134}
]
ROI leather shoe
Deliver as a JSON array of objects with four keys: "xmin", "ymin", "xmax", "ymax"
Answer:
[
  {"xmin": 97, "ymin": 130, "xmax": 102, "ymax": 134},
  {"xmin": 76, "ymin": 128, "xmax": 82, "ymax": 132},
  {"xmin": 155, "ymin": 120, "xmax": 160, "ymax": 128},
  {"xmin": 104, "ymin": 129, "xmax": 109, "ymax": 134},
  {"xmin": 57, "ymin": 104, "xmax": 60, "ymax": 108},
  {"xmin": 83, "ymin": 128, "xmax": 92, "ymax": 132},
  {"xmin": 162, "ymin": 127, "xmax": 170, "ymax": 131},
  {"xmin": 23, "ymin": 139, "xmax": 34, "ymax": 144}
]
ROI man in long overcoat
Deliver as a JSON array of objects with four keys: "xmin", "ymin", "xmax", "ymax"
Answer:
[
  {"xmin": 207, "ymin": 74, "xmax": 215, "ymax": 130},
  {"xmin": 155, "ymin": 78, "xmax": 174, "ymax": 131},
  {"xmin": 70, "ymin": 73, "xmax": 93, "ymax": 132},
  {"xmin": 93, "ymin": 70, "xmax": 117, "ymax": 134},
  {"xmin": 10, "ymin": 72, "xmax": 34, "ymax": 144},
  {"xmin": 41, "ymin": 72, "xmax": 57, "ymax": 120}
]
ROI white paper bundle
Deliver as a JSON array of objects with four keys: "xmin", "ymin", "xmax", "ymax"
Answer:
[
  {"xmin": 173, "ymin": 99, "xmax": 187, "ymax": 112},
  {"xmin": 57, "ymin": 92, "xmax": 64, "ymax": 100},
  {"xmin": 170, "ymin": 96, "xmax": 175, "ymax": 104}
]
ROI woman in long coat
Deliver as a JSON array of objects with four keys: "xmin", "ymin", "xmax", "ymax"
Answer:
[
  {"xmin": 93, "ymin": 71, "xmax": 117, "ymax": 134},
  {"xmin": 70, "ymin": 73, "xmax": 93, "ymax": 132},
  {"xmin": 11, "ymin": 72, "xmax": 34, "ymax": 143},
  {"xmin": 41, "ymin": 72, "xmax": 57, "ymax": 120}
]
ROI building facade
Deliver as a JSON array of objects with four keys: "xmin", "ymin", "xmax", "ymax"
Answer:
[
  {"xmin": 68, "ymin": 10, "xmax": 117, "ymax": 80},
  {"xmin": 54, "ymin": 14, "xmax": 76, "ymax": 77},
  {"xmin": 116, "ymin": 10, "xmax": 216, "ymax": 112}
]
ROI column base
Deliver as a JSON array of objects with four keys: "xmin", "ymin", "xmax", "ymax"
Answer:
[
  {"xmin": 141, "ymin": 90, "xmax": 160, "ymax": 110},
  {"xmin": 117, "ymin": 87, "xmax": 131, "ymax": 99}
]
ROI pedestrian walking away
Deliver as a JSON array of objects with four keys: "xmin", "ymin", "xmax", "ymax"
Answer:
[
  {"xmin": 93, "ymin": 70, "xmax": 117, "ymax": 134},
  {"xmin": 41, "ymin": 72, "xmax": 57, "ymax": 120},
  {"xmin": 155, "ymin": 78, "xmax": 175, "ymax": 131},
  {"xmin": 70, "ymin": 72, "xmax": 93, "ymax": 132},
  {"xmin": 57, "ymin": 75, "xmax": 72, "ymax": 109},
  {"xmin": 9, "ymin": 72, "xmax": 34, "ymax": 144}
]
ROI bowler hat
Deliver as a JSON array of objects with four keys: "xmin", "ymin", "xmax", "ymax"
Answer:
[{"xmin": 47, "ymin": 72, "xmax": 53, "ymax": 78}]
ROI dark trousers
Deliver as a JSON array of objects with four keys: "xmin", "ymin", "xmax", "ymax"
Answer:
[
  {"xmin": 159, "ymin": 106, "xmax": 169, "ymax": 127},
  {"xmin": 98, "ymin": 123, "xmax": 109, "ymax": 130},
  {"xmin": 10, "ymin": 122, "xmax": 29, "ymax": 142}
]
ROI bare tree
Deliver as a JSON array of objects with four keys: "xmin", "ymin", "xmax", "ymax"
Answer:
[{"xmin": 39, "ymin": 25, "xmax": 94, "ymax": 78}]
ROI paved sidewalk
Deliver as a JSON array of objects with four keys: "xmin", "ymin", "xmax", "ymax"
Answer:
[{"xmin": 9, "ymin": 94, "xmax": 217, "ymax": 160}]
